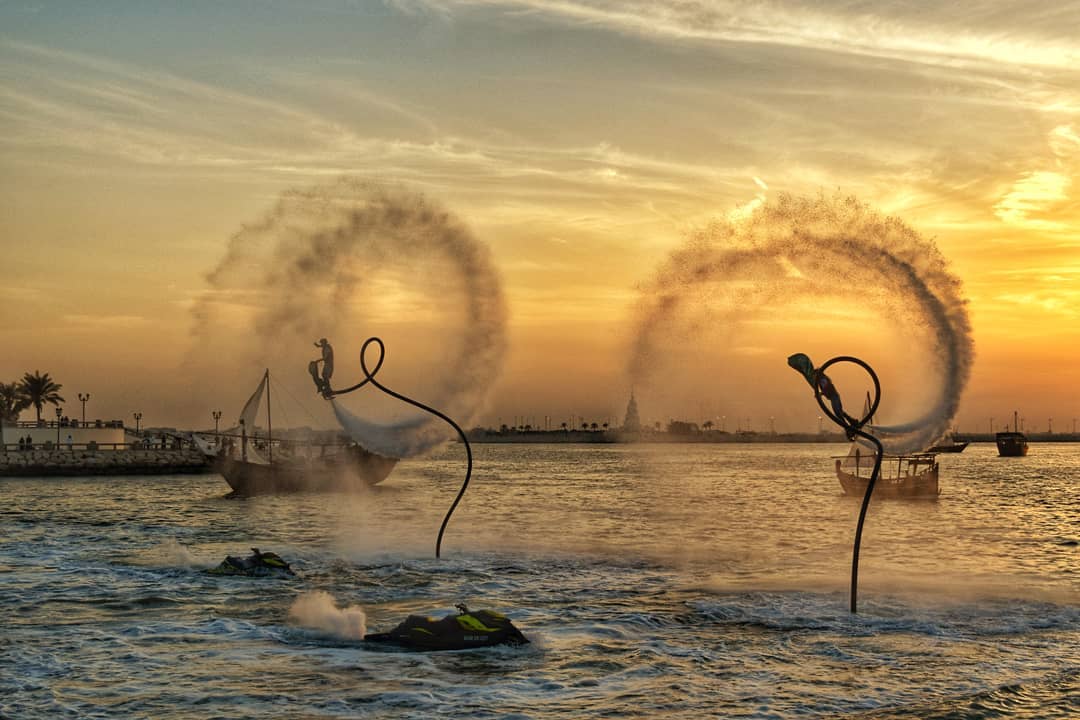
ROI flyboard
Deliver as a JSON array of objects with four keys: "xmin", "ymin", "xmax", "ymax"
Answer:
[{"xmin": 788, "ymin": 353, "xmax": 885, "ymax": 614}]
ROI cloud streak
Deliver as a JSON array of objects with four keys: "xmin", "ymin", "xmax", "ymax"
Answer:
[
  {"xmin": 994, "ymin": 124, "xmax": 1079, "ymax": 228},
  {"xmin": 429, "ymin": 0, "xmax": 1080, "ymax": 72},
  {"xmin": 0, "ymin": 38, "xmax": 750, "ymax": 205}
]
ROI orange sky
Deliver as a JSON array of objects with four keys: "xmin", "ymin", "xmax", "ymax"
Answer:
[{"xmin": 2, "ymin": 2, "xmax": 1078, "ymax": 434}]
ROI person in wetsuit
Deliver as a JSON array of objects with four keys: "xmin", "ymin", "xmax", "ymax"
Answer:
[
  {"xmin": 787, "ymin": 353, "xmax": 846, "ymax": 421},
  {"xmin": 309, "ymin": 338, "xmax": 335, "ymax": 397}
]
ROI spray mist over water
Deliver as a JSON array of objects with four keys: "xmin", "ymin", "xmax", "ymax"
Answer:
[
  {"xmin": 138, "ymin": 538, "xmax": 199, "ymax": 568},
  {"xmin": 288, "ymin": 591, "xmax": 367, "ymax": 640},
  {"xmin": 331, "ymin": 402, "xmax": 444, "ymax": 459},
  {"xmin": 630, "ymin": 194, "xmax": 973, "ymax": 454},
  {"xmin": 189, "ymin": 178, "xmax": 507, "ymax": 458}
]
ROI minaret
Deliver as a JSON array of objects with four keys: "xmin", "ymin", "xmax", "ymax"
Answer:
[{"xmin": 622, "ymin": 390, "xmax": 641, "ymax": 431}]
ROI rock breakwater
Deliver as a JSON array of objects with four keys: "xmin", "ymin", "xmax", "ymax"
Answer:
[{"xmin": 0, "ymin": 448, "xmax": 211, "ymax": 476}]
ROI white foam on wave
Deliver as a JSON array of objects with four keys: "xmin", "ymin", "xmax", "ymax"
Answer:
[{"xmin": 288, "ymin": 591, "xmax": 367, "ymax": 640}]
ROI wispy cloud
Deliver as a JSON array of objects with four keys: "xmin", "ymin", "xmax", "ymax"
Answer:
[
  {"xmin": 63, "ymin": 314, "xmax": 149, "ymax": 329},
  {"xmin": 0, "ymin": 285, "xmax": 45, "ymax": 302},
  {"xmin": 993, "ymin": 124, "xmax": 1079, "ymax": 227},
  {"xmin": 421, "ymin": 0, "xmax": 1080, "ymax": 72},
  {"xmin": 0, "ymin": 38, "xmax": 749, "ymax": 212},
  {"xmin": 990, "ymin": 265, "xmax": 1080, "ymax": 277},
  {"xmin": 993, "ymin": 170, "xmax": 1071, "ymax": 226},
  {"xmin": 993, "ymin": 292, "xmax": 1080, "ymax": 317}
]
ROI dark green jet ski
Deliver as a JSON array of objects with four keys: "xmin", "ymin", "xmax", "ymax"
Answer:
[
  {"xmin": 206, "ymin": 548, "xmax": 296, "ymax": 577},
  {"xmin": 364, "ymin": 604, "xmax": 529, "ymax": 650}
]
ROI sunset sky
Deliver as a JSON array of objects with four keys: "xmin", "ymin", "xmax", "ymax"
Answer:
[{"xmin": 2, "ymin": 1, "xmax": 1079, "ymax": 435}]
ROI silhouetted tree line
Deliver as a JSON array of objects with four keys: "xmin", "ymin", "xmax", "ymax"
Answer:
[{"xmin": 0, "ymin": 371, "xmax": 64, "ymax": 423}]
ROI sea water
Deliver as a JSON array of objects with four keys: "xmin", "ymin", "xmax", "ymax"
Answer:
[{"xmin": 2, "ymin": 443, "xmax": 1077, "ymax": 718}]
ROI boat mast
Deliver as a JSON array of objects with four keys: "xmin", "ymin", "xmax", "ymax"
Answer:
[{"xmin": 265, "ymin": 368, "xmax": 272, "ymax": 464}]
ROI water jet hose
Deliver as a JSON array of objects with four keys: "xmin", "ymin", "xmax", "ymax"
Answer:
[
  {"xmin": 805, "ymin": 355, "xmax": 884, "ymax": 614},
  {"xmin": 329, "ymin": 337, "xmax": 471, "ymax": 559}
]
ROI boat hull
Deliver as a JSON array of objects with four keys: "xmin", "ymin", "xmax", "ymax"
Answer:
[
  {"xmin": 216, "ymin": 446, "xmax": 398, "ymax": 495},
  {"xmin": 995, "ymin": 432, "xmax": 1028, "ymax": 457},
  {"xmin": 927, "ymin": 441, "xmax": 968, "ymax": 453},
  {"xmin": 835, "ymin": 459, "xmax": 940, "ymax": 499}
]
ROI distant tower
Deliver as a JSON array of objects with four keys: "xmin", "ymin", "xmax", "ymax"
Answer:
[{"xmin": 622, "ymin": 390, "xmax": 641, "ymax": 431}]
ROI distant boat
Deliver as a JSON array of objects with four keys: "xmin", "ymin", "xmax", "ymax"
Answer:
[
  {"xmin": 834, "ymin": 446, "xmax": 940, "ymax": 499},
  {"xmin": 996, "ymin": 432, "xmax": 1028, "ymax": 457},
  {"xmin": 996, "ymin": 411, "xmax": 1029, "ymax": 457},
  {"xmin": 208, "ymin": 370, "xmax": 398, "ymax": 496},
  {"xmin": 927, "ymin": 435, "xmax": 968, "ymax": 453}
]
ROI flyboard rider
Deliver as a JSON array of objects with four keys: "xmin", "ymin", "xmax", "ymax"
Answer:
[
  {"xmin": 787, "ymin": 353, "xmax": 846, "ymax": 421},
  {"xmin": 308, "ymin": 338, "xmax": 334, "ymax": 398}
]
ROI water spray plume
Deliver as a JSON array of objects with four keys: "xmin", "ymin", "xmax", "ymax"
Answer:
[
  {"xmin": 329, "ymin": 336, "xmax": 473, "ymax": 559},
  {"xmin": 189, "ymin": 178, "xmax": 507, "ymax": 458},
  {"xmin": 630, "ymin": 193, "xmax": 973, "ymax": 454},
  {"xmin": 289, "ymin": 591, "xmax": 367, "ymax": 640}
]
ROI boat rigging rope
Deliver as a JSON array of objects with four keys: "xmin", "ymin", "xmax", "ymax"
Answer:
[
  {"xmin": 803, "ymin": 355, "xmax": 884, "ymax": 614},
  {"xmin": 330, "ymin": 337, "xmax": 472, "ymax": 560},
  {"xmin": 269, "ymin": 372, "xmax": 322, "ymax": 429}
]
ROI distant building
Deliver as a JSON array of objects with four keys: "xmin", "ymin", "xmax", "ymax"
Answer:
[
  {"xmin": 667, "ymin": 420, "xmax": 700, "ymax": 435},
  {"xmin": 622, "ymin": 391, "xmax": 641, "ymax": 431}
]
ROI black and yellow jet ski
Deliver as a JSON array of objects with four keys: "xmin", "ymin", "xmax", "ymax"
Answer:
[
  {"xmin": 206, "ymin": 548, "xmax": 296, "ymax": 577},
  {"xmin": 364, "ymin": 604, "xmax": 529, "ymax": 650}
]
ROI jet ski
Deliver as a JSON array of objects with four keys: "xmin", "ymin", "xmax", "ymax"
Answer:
[
  {"xmin": 206, "ymin": 548, "xmax": 296, "ymax": 577},
  {"xmin": 364, "ymin": 604, "xmax": 529, "ymax": 650}
]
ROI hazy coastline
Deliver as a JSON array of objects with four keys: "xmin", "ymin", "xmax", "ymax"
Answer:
[{"xmin": 463, "ymin": 429, "xmax": 1080, "ymax": 445}]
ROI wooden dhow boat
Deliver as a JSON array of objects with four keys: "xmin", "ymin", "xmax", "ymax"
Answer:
[
  {"xmin": 926, "ymin": 434, "xmax": 968, "ymax": 453},
  {"xmin": 834, "ymin": 445, "xmax": 940, "ymax": 499},
  {"xmin": 209, "ymin": 370, "xmax": 398, "ymax": 496},
  {"xmin": 995, "ymin": 432, "xmax": 1028, "ymax": 457},
  {"xmin": 996, "ymin": 412, "xmax": 1028, "ymax": 457}
]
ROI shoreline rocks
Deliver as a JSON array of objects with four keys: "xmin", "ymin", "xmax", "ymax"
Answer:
[{"xmin": 0, "ymin": 448, "xmax": 212, "ymax": 476}]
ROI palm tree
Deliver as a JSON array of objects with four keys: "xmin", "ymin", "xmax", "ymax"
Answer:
[
  {"xmin": 19, "ymin": 371, "xmax": 64, "ymax": 422},
  {"xmin": 703, "ymin": 420, "xmax": 714, "ymax": 432},
  {"xmin": 0, "ymin": 382, "xmax": 30, "ymax": 423}
]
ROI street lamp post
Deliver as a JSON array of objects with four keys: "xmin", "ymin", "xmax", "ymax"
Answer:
[
  {"xmin": 212, "ymin": 410, "xmax": 222, "ymax": 436},
  {"xmin": 818, "ymin": 415, "xmax": 823, "ymax": 433},
  {"xmin": 769, "ymin": 416, "xmax": 775, "ymax": 434},
  {"xmin": 55, "ymin": 407, "xmax": 62, "ymax": 446},
  {"xmin": 78, "ymin": 393, "xmax": 90, "ymax": 426},
  {"xmin": 721, "ymin": 415, "xmax": 726, "ymax": 432},
  {"xmin": 133, "ymin": 412, "xmax": 142, "ymax": 434}
]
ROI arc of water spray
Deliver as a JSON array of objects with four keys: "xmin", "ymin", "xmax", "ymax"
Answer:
[
  {"xmin": 631, "ymin": 194, "xmax": 974, "ymax": 456},
  {"xmin": 330, "ymin": 337, "xmax": 471, "ymax": 559},
  {"xmin": 799, "ymin": 355, "xmax": 884, "ymax": 614}
]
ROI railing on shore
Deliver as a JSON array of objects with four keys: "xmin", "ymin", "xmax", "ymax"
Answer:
[
  {"xmin": 10, "ymin": 419, "xmax": 125, "ymax": 429},
  {"xmin": 3, "ymin": 436, "xmax": 341, "ymax": 454},
  {"xmin": 2, "ymin": 441, "xmax": 197, "ymax": 453}
]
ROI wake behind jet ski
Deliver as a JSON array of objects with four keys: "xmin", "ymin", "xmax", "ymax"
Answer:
[
  {"xmin": 364, "ymin": 604, "xmax": 529, "ymax": 651},
  {"xmin": 206, "ymin": 548, "xmax": 296, "ymax": 577}
]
